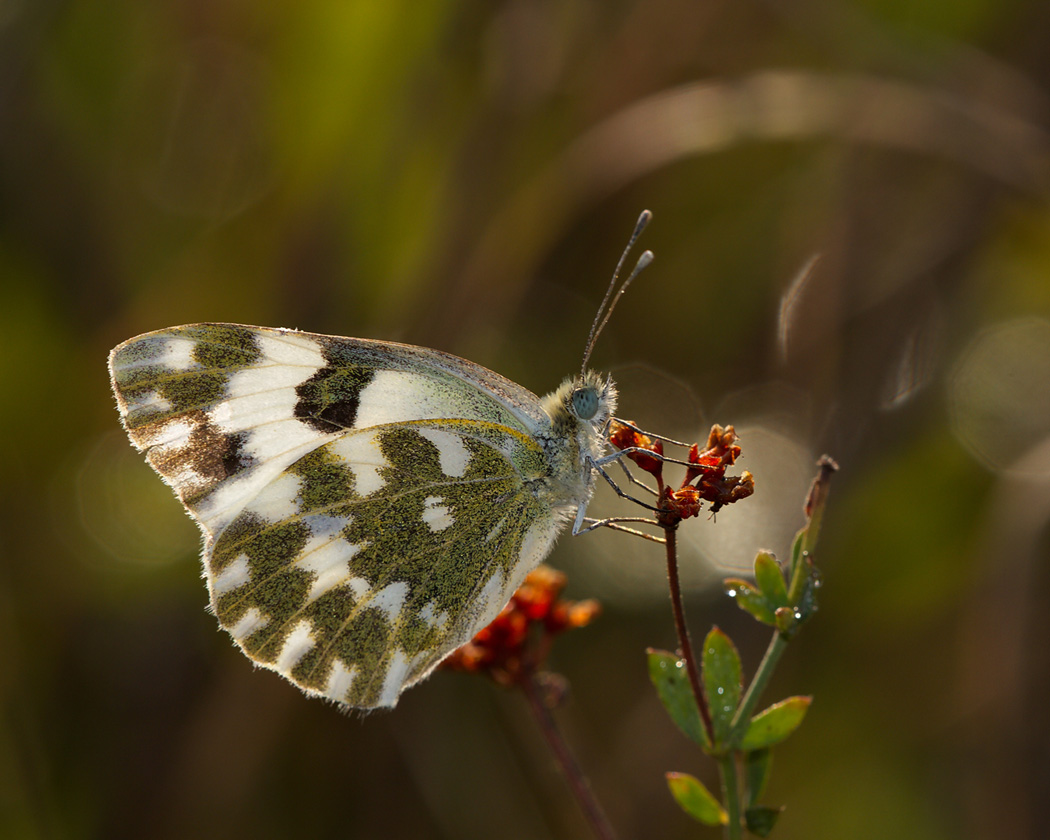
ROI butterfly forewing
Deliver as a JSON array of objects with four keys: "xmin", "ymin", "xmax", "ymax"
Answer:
[{"xmin": 109, "ymin": 323, "xmax": 580, "ymax": 708}]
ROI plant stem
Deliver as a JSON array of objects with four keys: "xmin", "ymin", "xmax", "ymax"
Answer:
[
  {"xmin": 728, "ymin": 631, "xmax": 788, "ymax": 743},
  {"xmin": 718, "ymin": 753, "xmax": 742, "ymax": 840},
  {"xmin": 521, "ymin": 673, "xmax": 618, "ymax": 840},
  {"xmin": 664, "ymin": 524, "xmax": 716, "ymax": 746}
]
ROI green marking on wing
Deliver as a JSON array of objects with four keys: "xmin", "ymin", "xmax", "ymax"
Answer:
[
  {"xmin": 290, "ymin": 446, "xmax": 358, "ymax": 512},
  {"xmin": 191, "ymin": 325, "xmax": 262, "ymax": 369}
]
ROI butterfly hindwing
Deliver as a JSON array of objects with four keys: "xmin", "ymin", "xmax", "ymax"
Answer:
[
  {"xmin": 207, "ymin": 420, "xmax": 559, "ymax": 707},
  {"xmin": 109, "ymin": 323, "xmax": 578, "ymax": 708}
]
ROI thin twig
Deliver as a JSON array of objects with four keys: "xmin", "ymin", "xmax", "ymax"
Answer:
[
  {"xmin": 663, "ymin": 524, "xmax": 715, "ymax": 745},
  {"xmin": 521, "ymin": 674, "xmax": 618, "ymax": 840},
  {"xmin": 728, "ymin": 632, "xmax": 787, "ymax": 743}
]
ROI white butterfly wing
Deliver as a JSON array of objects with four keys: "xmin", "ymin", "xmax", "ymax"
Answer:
[{"xmin": 109, "ymin": 324, "xmax": 582, "ymax": 707}]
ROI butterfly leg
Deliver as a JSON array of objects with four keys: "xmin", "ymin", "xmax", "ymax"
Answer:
[
  {"xmin": 575, "ymin": 515, "xmax": 666, "ymax": 542},
  {"xmin": 570, "ymin": 456, "xmax": 662, "ymax": 538},
  {"xmin": 591, "ymin": 458, "xmax": 662, "ymax": 512}
]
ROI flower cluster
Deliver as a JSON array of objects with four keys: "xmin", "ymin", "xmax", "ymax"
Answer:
[
  {"xmin": 440, "ymin": 565, "xmax": 600, "ymax": 688},
  {"xmin": 610, "ymin": 421, "xmax": 755, "ymax": 524}
]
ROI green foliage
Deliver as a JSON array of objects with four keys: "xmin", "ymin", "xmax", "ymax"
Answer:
[
  {"xmin": 753, "ymin": 551, "xmax": 789, "ymax": 606},
  {"xmin": 657, "ymin": 460, "xmax": 836, "ymax": 836},
  {"xmin": 744, "ymin": 750, "xmax": 772, "ymax": 807},
  {"xmin": 722, "ymin": 579, "xmax": 777, "ymax": 625},
  {"xmin": 740, "ymin": 697, "xmax": 812, "ymax": 751},
  {"xmin": 702, "ymin": 628, "xmax": 743, "ymax": 748},
  {"xmin": 648, "ymin": 649, "xmax": 709, "ymax": 748},
  {"xmin": 667, "ymin": 772, "xmax": 727, "ymax": 826},
  {"xmin": 725, "ymin": 550, "xmax": 791, "ymax": 627},
  {"xmin": 744, "ymin": 805, "xmax": 784, "ymax": 838}
]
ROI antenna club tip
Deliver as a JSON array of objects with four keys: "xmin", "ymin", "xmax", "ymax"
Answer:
[{"xmin": 580, "ymin": 210, "xmax": 654, "ymax": 371}]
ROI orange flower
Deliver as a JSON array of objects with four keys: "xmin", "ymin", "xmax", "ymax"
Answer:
[
  {"xmin": 610, "ymin": 421, "xmax": 755, "ymax": 523},
  {"xmin": 441, "ymin": 566, "xmax": 601, "ymax": 688}
]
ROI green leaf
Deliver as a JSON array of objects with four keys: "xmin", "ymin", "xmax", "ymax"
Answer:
[
  {"xmin": 646, "ymin": 649, "xmax": 709, "ymax": 748},
  {"xmin": 702, "ymin": 627, "xmax": 742, "ymax": 746},
  {"xmin": 754, "ymin": 551, "xmax": 788, "ymax": 607},
  {"xmin": 745, "ymin": 748, "xmax": 773, "ymax": 807},
  {"xmin": 666, "ymin": 772, "xmax": 726, "ymax": 826},
  {"xmin": 745, "ymin": 805, "xmax": 784, "ymax": 837},
  {"xmin": 724, "ymin": 578, "xmax": 776, "ymax": 625},
  {"xmin": 740, "ymin": 696, "xmax": 812, "ymax": 751}
]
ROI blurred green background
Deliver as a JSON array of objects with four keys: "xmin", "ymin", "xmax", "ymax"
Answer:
[{"xmin": 3, "ymin": 1, "xmax": 1050, "ymax": 838}]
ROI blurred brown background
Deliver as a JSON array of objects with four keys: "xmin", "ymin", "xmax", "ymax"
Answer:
[{"xmin": 3, "ymin": 2, "xmax": 1050, "ymax": 838}]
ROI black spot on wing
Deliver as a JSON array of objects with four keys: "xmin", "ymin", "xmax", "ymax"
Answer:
[
  {"xmin": 221, "ymin": 430, "xmax": 254, "ymax": 476},
  {"xmin": 294, "ymin": 362, "xmax": 376, "ymax": 433}
]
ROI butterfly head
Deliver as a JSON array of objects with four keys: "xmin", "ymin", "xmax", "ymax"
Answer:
[{"xmin": 543, "ymin": 369, "xmax": 617, "ymax": 441}]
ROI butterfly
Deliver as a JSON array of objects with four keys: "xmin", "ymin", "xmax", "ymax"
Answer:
[{"xmin": 107, "ymin": 212, "xmax": 653, "ymax": 709}]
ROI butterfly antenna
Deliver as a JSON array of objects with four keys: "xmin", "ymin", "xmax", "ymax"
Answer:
[{"xmin": 580, "ymin": 210, "xmax": 654, "ymax": 374}]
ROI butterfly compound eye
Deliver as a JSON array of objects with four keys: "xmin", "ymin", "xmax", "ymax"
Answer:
[{"xmin": 571, "ymin": 386, "xmax": 600, "ymax": 420}]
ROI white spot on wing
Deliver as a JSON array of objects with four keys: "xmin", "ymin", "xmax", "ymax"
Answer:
[
  {"xmin": 126, "ymin": 389, "xmax": 172, "ymax": 416},
  {"xmin": 370, "ymin": 581, "xmax": 408, "ymax": 621},
  {"xmin": 243, "ymin": 471, "xmax": 302, "ymax": 522},
  {"xmin": 418, "ymin": 428, "xmax": 472, "ymax": 477},
  {"xmin": 212, "ymin": 554, "xmax": 250, "ymax": 596},
  {"xmin": 155, "ymin": 337, "xmax": 197, "ymax": 371},
  {"xmin": 354, "ymin": 371, "xmax": 454, "ymax": 427},
  {"xmin": 229, "ymin": 607, "xmax": 268, "ymax": 640},
  {"xmin": 326, "ymin": 659, "xmax": 356, "ymax": 701},
  {"xmin": 297, "ymin": 524, "xmax": 366, "ymax": 603},
  {"xmin": 255, "ymin": 332, "xmax": 328, "ymax": 368},
  {"xmin": 276, "ymin": 620, "xmax": 315, "ymax": 671},
  {"xmin": 421, "ymin": 496, "xmax": 454, "ymax": 532},
  {"xmin": 348, "ymin": 577, "xmax": 370, "ymax": 600},
  {"xmin": 330, "ymin": 431, "xmax": 387, "ymax": 496},
  {"xmin": 142, "ymin": 418, "xmax": 195, "ymax": 449},
  {"xmin": 377, "ymin": 650, "xmax": 411, "ymax": 707},
  {"xmin": 418, "ymin": 600, "xmax": 449, "ymax": 630},
  {"xmin": 475, "ymin": 567, "xmax": 508, "ymax": 629}
]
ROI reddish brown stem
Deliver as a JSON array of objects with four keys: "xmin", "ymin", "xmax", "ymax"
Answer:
[
  {"xmin": 521, "ymin": 674, "xmax": 617, "ymax": 840},
  {"xmin": 664, "ymin": 523, "xmax": 716, "ymax": 746}
]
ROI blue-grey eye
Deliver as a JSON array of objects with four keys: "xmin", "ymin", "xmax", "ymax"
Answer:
[{"xmin": 571, "ymin": 386, "xmax": 599, "ymax": 420}]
